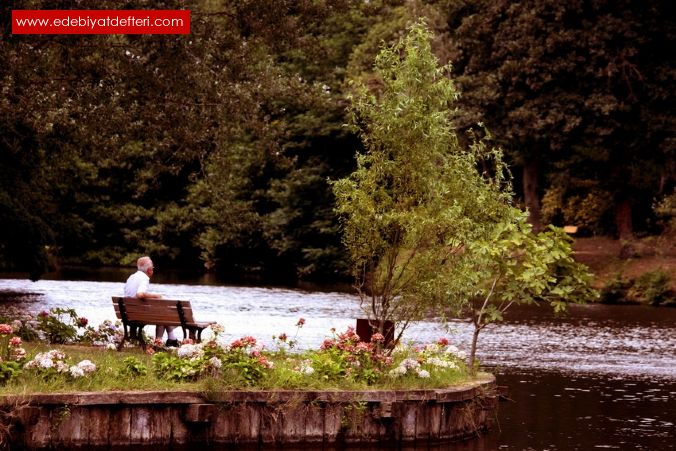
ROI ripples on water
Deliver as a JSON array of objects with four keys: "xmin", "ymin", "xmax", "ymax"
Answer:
[{"xmin": 1, "ymin": 277, "xmax": 675, "ymax": 450}]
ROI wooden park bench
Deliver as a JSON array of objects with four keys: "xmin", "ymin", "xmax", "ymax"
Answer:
[{"xmin": 112, "ymin": 296, "xmax": 216, "ymax": 350}]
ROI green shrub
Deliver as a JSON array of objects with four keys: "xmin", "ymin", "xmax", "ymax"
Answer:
[
  {"xmin": 600, "ymin": 274, "xmax": 632, "ymax": 304},
  {"xmin": 629, "ymin": 269, "xmax": 674, "ymax": 306},
  {"xmin": 0, "ymin": 361, "xmax": 21, "ymax": 385},
  {"xmin": 80, "ymin": 320, "xmax": 124, "ymax": 346},
  {"xmin": 118, "ymin": 357, "xmax": 147, "ymax": 379},
  {"xmin": 601, "ymin": 270, "xmax": 675, "ymax": 305},
  {"xmin": 152, "ymin": 352, "xmax": 202, "ymax": 382},
  {"xmin": 654, "ymin": 192, "xmax": 676, "ymax": 233},
  {"xmin": 37, "ymin": 308, "xmax": 80, "ymax": 344}
]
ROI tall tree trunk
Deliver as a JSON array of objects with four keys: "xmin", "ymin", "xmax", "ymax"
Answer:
[
  {"xmin": 615, "ymin": 199, "xmax": 633, "ymax": 240},
  {"xmin": 523, "ymin": 159, "xmax": 541, "ymax": 233}
]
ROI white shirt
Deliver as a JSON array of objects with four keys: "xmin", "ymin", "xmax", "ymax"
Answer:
[{"xmin": 124, "ymin": 270, "xmax": 150, "ymax": 298}]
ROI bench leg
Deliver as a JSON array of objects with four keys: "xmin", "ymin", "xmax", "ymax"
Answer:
[
  {"xmin": 138, "ymin": 332, "xmax": 146, "ymax": 352},
  {"xmin": 124, "ymin": 325, "xmax": 147, "ymax": 351},
  {"xmin": 117, "ymin": 323, "xmax": 130, "ymax": 351},
  {"xmin": 187, "ymin": 327, "xmax": 205, "ymax": 343}
]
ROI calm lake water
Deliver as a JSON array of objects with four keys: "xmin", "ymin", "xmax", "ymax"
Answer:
[{"xmin": 0, "ymin": 271, "xmax": 674, "ymax": 450}]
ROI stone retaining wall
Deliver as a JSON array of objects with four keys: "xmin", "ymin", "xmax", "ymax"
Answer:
[{"xmin": 1, "ymin": 376, "xmax": 497, "ymax": 449}]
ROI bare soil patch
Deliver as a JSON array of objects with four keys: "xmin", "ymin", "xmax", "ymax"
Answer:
[{"xmin": 572, "ymin": 235, "xmax": 676, "ymax": 289}]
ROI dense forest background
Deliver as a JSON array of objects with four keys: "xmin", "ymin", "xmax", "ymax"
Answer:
[{"xmin": 1, "ymin": 0, "xmax": 674, "ymax": 282}]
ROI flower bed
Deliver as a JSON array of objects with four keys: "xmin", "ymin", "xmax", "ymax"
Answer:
[{"xmin": 0, "ymin": 309, "xmax": 472, "ymax": 393}]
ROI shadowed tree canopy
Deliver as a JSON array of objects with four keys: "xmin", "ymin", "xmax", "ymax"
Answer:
[
  {"xmin": 0, "ymin": 0, "xmax": 371, "ymax": 279},
  {"xmin": 0, "ymin": 0, "xmax": 672, "ymax": 280},
  {"xmin": 440, "ymin": 0, "xmax": 675, "ymax": 237}
]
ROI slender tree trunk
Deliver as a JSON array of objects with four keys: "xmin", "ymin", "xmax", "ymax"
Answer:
[
  {"xmin": 468, "ymin": 325, "xmax": 481, "ymax": 376},
  {"xmin": 615, "ymin": 198, "xmax": 633, "ymax": 240},
  {"xmin": 523, "ymin": 159, "xmax": 541, "ymax": 233}
]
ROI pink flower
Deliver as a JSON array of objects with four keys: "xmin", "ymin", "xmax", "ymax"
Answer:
[
  {"xmin": 77, "ymin": 317, "xmax": 89, "ymax": 327},
  {"xmin": 181, "ymin": 338, "xmax": 195, "ymax": 345},
  {"xmin": 257, "ymin": 356, "xmax": 272, "ymax": 368},
  {"xmin": 320, "ymin": 338, "xmax": 335, "ymax": 350},
  {"xmin": 231, "ymin": 336, "xmax": 257, "ymax": 349},
  {"xmin": 10, "ymin": 347, "xmax": 26, "ymax": 361},
  {"xmin": 9, "ymin": 337, "xmax": 22, "ymax": 347},
  {"xmin": 296, "ymin": 318, "xmax": 306, "ymax": 327},
  {"xmin": 278, "ymin": 333, "xmax": 288, "ymax": 342},
  {"xmin": 337, "ymin": 326, "xmax": 359, "ymax": 343},
  {"xmin": 38, "ymin": 311, "xmax": 50, "ymax": 318},
  {"xmin": 0, "ymin": 324, "xmax": 13, "ymax": 335},
  {"xmin": 356, "ymin": 342, "xmax": 372, "ymax": 353},
  {"xmin": 437, "ymin": 337, "xmax": 450, "ymax": 346},
  {"xmin": 371, "ymin": 333, "xmax": 385, "ymax": 344}
]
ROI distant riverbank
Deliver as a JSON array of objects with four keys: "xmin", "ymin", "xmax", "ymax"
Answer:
[{"xmin": 573, "ymin": 235, "xmax": 676, "ymax": 306}]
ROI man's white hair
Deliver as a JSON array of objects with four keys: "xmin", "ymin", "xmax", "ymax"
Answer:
[{"xmin": 137, "ymin": 256, "xmax": 153, "ymax": 272}]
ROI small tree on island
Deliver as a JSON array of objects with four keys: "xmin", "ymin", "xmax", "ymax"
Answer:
[
  {"xmin": 454, "ymin": 211, "xmax": 597, "ymax": 373},
  {"xmin": 334, "ymin": 22, "xmax": 596, "ymax": 372}
]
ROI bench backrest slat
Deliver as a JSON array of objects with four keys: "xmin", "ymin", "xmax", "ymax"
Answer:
[{"xmin": 112, "ymin": 296, "xmax": 187, "ymax": 326}]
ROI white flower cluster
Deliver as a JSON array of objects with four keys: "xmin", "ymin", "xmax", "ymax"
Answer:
[
  {"xmin": 69, "ymin": 359, "xmax": 97, "ymax": 378},
  {"xmin": 207, "ymin": 356, "xmax": 222, "ymax": 369},
  {"xmin": 444, "ymin": 345, "xmax": 467, "ymax": 360},
  {"xmin": 176, "ymin": 343, "xmax": 205, "ymax": 360},
  {"xmin": 389, "ymin": 358, "xmax": 429, "ymax": 378},
  {"xmin": 10, "ymin": 317, "xmax": 43, "ymax": 340},
  {"xmin": 24, "ymin": 350, "xmax": 97, "ymax": 379},
  {"xmin": 210, "ymin": 323, "xmax": 225, "ymax": 335},
  {"xmin": 427, "ymin": 357, "xmax": 459, "ymax": 369},
  {"xmin": 24, "ymin": 350, "xmax": 68, "ymax": 372},
  {"xmin": 297, "ymin": 359, "xmax": 314, "ymax": 376}
]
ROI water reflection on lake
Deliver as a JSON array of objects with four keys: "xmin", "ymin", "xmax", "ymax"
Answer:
[{"xmin": 0, "ymin": 276, "xmax": 674, "ymax": 450}]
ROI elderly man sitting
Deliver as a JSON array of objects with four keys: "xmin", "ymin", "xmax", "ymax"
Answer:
[{"xmin": 123, "ymin": 256, "xmax": 179, "ymax": 347}]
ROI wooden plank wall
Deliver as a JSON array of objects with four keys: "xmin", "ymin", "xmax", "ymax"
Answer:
[{"xmin": 5, "ymin": 379, "xmax": 498, "ymax": 449}]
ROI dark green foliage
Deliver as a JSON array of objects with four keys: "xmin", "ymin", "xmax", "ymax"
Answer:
[
  {"xmin": 629, "ymin": 270, "xmax": 674, "ymax": 306},
  {"xmin": 0, "ymin": 0, "xmax": 673, "ymax": 281},
  {"xmin": 441, "ymin": 0, "xmax": 675, "ymax": 237},
  {"xmin": 601, "ymin": 269, "xmax": 674, "ymax": 305},
  {"xmin": 599, "ymin": 275, "xmax": 633, "ymax": 304},
  {"xmin": 0, "ymin": 361, "xmax": 21, "ymax": 386}
]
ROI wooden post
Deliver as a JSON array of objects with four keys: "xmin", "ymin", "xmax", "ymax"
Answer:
[{"xmin": 356, "ymin": 318, "xmax": 395, "ymax": 347}]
